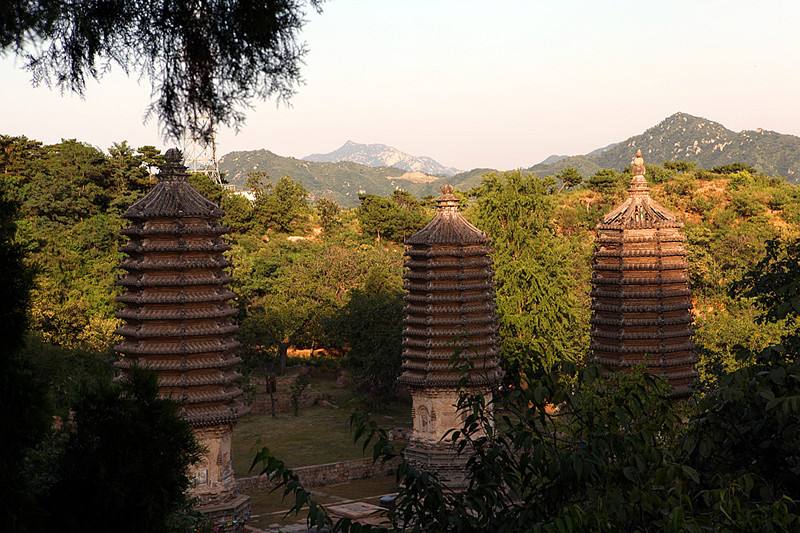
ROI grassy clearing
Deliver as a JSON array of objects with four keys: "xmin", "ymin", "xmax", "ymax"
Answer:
[{"xmin": 232, "ymin": 371, "xmax": 410, "ymax": 476}]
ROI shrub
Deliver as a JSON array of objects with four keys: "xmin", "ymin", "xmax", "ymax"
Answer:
[
  {"xmin": 731, "ymin": 190, "xmax": 766, "ymax": 217},
  {"xmin": 663, "ymin": 173, "xmax": 697, "ymax": 197},
  {"xmin": 663, "ymin": 160, "xmax": 697, "ymax": 173}
]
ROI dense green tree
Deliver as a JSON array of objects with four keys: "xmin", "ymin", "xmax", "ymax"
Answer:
[
  {"xmin": 19, "ymin": 335, "xmax": 113, "ymax": 415},
  {"xmin": 555, "ymin": 166, "xmax": 583, "ymax": 192},
  {"xmin": 19, "ymin": 140, "xmax": 113, "ymax": 223},
  {"xmin": 187, "ymin": 172, "xmax": 224, "ymax": 205},
  {"xmin": 735, "ymin": 237, "xmax": 800, "ymax": 351},
  {"xmin": 471, "ymin": 171, "xmax": 589, "ymax": 371},
  {"xmin": 357, "ymin": 191, "xmax": 426, "ymax": 242},
  {"xmin": 221, "ymin": 192, "xmax": 255, "ymax": 234},
  {"xmin": 588, "ymin": 168, "xmax": 626, "ymax": 192},
  {"xmin": 136, "ymin": 144, "xmax": 166, "ymax": 173},
  {"xmin": 0, "ymin": 134, "xmax": 44, "ymax": 175},
  {"xmin": 644, "ymin": 163, "xmax": 675, "ymax": 184},
  {"xmin": 316, "ymin": 197, "xmax": 342, "ymax": 234},
  {"xmin": 731, "ymin": 189, "xmax": 766, "ymax": 217},
  {"xmin": 336, "ymin": 267, "xmax": 404, "ymax": 402},
  {"xmin": 663, "ymin": 160, "xmax": 697, "ymax": 173},
  {"xmin": 235, "ymin": 239, "xmax": 402, "ymax": 373},
  {"xmin": 662, "ymin": 172, "xmax": 697, "ymax": 197},
  {"xmin": 107, "ymin": 141, "xmax": 153, "ymax": 212},
  {"xmin": 43, "ymin": 370, "xmax": 202, "ymax": 533},
  {"xmin": 252, "ymin": 175, "xmax": 309, "ymax": 233},
  {"xmin": 693, "ymin": 295, "xmax": 787, "ymax": 384}
]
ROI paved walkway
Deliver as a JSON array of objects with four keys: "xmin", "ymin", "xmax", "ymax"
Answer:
[{"xmin": 245, "ymin": 477, "xmax": 396, "ymax": 532}]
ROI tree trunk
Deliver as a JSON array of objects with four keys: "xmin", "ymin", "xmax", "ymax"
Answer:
[
  {"xmin": 278, "ymin": 342, "xmax": 288, "ymax": 375},
  {"xmin": 265, "ymin": 363, "xmax": 277, "ymax": 418}
]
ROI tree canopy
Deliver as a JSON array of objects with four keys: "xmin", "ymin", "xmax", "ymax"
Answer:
[
  {"xmin": 357, "ymin": 190, "xmax": 426, "ymax": 242},
  {"xmin": 1, "ymin": 1, "xmax": 322, "ymax": 141},
  {"xmin": 471, "ymin": 171, "xmax": 589, "ymax": 370}
]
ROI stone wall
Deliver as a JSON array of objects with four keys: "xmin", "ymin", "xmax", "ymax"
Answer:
[{"xmin": 237, "ymin": 456, "xmax": 400, "ymax": 492}]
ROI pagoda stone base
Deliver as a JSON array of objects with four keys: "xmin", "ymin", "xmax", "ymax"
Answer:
[
  {"xmin": 404, "ymin": 388, "xmax": 492, "ymax": 491},
  {"xmin": 404, "ymin": 438, "xmax": 470, "ymax": 491},
  {"xmin": 190, "ymin": 425, "xmax": 238, "ymax": 503},
  {"xmin": 196, "ymin": 493, "xmax": 251, "ymax": 533},
  {"xmin": 190, "ymin": 425, "xmax": 249, "ymax": 530}
]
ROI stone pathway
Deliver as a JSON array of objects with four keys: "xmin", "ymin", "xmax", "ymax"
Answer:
[{"xmin": 245, "ymin": 485, "xmax": 396, "ymax": 533}]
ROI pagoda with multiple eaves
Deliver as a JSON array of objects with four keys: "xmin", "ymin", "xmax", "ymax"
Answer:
[
  {"xmin": 115, "ymin": 149, "xmax": 250, "ymax": 531},
  {"xmin": 590, "ymin": 149, "xmax": 696, "ymax": 398},
  {"xmin": 399, "ymin": 185, "xmax": 503, "ymax": 488}
]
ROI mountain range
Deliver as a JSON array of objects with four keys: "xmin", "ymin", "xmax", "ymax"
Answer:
[
  {"xmin": 218, "ymin": 149, "xmax": 450, "ymax": 206},
  {"xmin": 218, "ymin": 112, "xmax": 800, "ymax": 206},
  {"xmin": 529, "ymin": 112, "xmax": 800, "ymax": 179},
  {"xmin": 304, "ymin": 140, "xmax": 461, "ymax": 177}
]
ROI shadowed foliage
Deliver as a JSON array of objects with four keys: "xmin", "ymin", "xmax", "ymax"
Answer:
[{"xmin": 1, "ymin": 1, "xmax": 322, "ymax": 141}]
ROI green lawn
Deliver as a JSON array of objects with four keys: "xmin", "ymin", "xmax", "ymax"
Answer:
[{"xmin": 232, "ymin": 372, "xmax": 411, "ymax": 476}]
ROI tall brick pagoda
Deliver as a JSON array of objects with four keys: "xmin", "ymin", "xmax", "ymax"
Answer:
[
  {"xmin": 115, "ymin": 149, "xmax": 250, "ymax": 530},
  {"xmin": 590, "ymin": 149, "xmax": 696, "ymax": 398},
  {"xmin": 399, "ymin": 185, "xmax": 503, "ymax": 488}
]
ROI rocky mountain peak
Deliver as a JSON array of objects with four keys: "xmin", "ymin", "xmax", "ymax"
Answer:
[
  {"xmin": 530, "ymin": 112, "xmax": 800, "ymax": 180},
  {"xmin": 303, "ymin": 141, "xmax": 461, "ymax": 177}
]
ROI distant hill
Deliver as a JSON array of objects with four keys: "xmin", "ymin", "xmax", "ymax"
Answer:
[
  {"xmin": 304, "ymin": 140, "xmax": 461, "ymax": 177},
  {"xmin": 445, "ymin": 168, "xmax": 498, "ymax": 191},
  {"xmin": 530, "ymin": 112, "xmax": 800, "ymax": 180},
  {"xmin": 218, "ymin": 149, "xmax": 463, "ymax": 206},
  {"xmin": 528, "ymin": 155, "xmax": 602, "ymax": 179},
  {"xmin": 220, "ymin": 112, "xmax": 800, "ymax": 206}
]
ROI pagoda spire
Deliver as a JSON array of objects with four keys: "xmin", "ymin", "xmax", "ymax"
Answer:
[
  {"xmin": 115, "ymin": 149, "xmax": 250, "ymax": 530},
  {"xmin": 400, "ymin": 185, "xmax": 502, "ymax": 488},
  {"xmin": 602, "ymin": 150, "xmax": 677, "ymax": 228},
  {"xmin": 590, "ymin": 150, "xmax": 696, "ymax": 398}
]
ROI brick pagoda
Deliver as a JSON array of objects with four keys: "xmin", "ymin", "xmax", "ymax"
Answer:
[
  {"xmin": 590, "ymin": 149, "xmax": 696, "ymax": 398},
  {"xmin": 399, "ymin": 185, "xmax": 503, "ymax": 488},
  {"xmin": 115, "ymin": 149, "xmax": 250, "ymax": 530}
]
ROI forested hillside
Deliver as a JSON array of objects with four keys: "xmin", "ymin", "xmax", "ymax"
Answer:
[
  {"xmin": 3, "ymin": 133, "xmax": 799, "ymax": 393},
  {"xmin": 218, "ymin": 148, "xmax": 483, "ymax": 207},
  {"xmin": 219, "ymin": 149, "xmax": 446, "ymax": 206}
]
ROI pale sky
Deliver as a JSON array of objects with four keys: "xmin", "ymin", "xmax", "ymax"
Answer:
[{"xmin": 1, "ymin": 0, "xmax": 799, "ymax": 170}]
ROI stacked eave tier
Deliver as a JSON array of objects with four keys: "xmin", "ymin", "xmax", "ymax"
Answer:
[
  {"xmin": 400, "ymin": 243, "xmax": 503, "ymax": 389},
  {"xmin": 115, "ymin": 218, "xmax": 247, "ymax": 427},
  {"xmin": 591, "ymin": 224, "xmax": 696, "ymax": 397}
]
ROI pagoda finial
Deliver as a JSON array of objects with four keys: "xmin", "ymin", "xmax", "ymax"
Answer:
[
  {"xmin": 629, "ymin": 149, "xmax": 648, "ymax": 194},
  {"xmin": 631, "ymin": 149, "xmax": 646, "ymax": 177},
  {"xmin": 159, "ymin": 148, "xmax": 189, "ymax": 182},
  {"xmin": 436, "ymin": 184, "xmax": 459, "ymax": 212}
]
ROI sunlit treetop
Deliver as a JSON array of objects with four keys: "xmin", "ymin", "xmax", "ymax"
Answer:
[{"xmin": 0, "ymin": 0, "xmax": 323, "ymax": 143}]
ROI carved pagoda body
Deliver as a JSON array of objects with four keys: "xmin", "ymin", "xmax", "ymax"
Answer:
[
  {"xmin": 399, "ymin": 186, "xmax": 503, "ymax": 488},
  {"xmin": 590, "ymin": 150, "xmax": 696, "ymax": 398},
  {"xmin": 115, "ymin": 150, "xmax": 250, "ymax": 531}
]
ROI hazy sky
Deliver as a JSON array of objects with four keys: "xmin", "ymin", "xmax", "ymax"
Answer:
[{"xmin": 2, "ymin": 0, "xmax": 799, "ymax": 170}]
